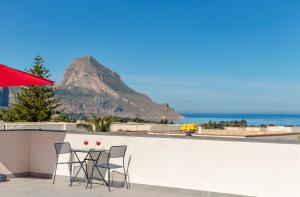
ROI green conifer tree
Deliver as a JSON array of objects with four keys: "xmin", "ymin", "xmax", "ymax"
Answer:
[{"xmin": 4, "ymin": 56, "xmax": 62, "ymax": 122}]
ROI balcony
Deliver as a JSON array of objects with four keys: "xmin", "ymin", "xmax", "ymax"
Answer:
[{"xmin": 0, "ymin": 129, "xmax": 299, "ymax": 196}]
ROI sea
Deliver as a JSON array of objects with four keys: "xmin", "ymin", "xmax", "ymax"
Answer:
[{"xmin": 175, "ymin": 113, "xmax": 300, "ymax": 126}]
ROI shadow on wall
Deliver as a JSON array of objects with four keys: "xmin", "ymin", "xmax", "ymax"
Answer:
[{"xmin": 0, "ymin": 131, "xmax": 32, "ymax": 177}]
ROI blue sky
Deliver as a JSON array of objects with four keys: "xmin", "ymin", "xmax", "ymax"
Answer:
[{"xmin": 1, "ymin": 0, "xmax": 300, "ymax": 113}]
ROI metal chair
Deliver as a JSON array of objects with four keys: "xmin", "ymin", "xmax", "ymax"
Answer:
[
  {"xmin": 111, "ymin": 155, "xmax": 131, "ymax": 189},
  {"xmin": 90, "ymin": 145, "xmax": 128, "ymax": 191},
  {"xmin": 53, "ymin": 142, "xmax": 80, "ymax": 184}
]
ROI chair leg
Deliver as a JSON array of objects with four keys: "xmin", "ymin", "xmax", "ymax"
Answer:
[
  {"xmin": 127, "ymin": 174, "xmax": 130, "ymax": 189},
  {"xmin": 123, "ymin": 166, "xmax": 129, "ymax": 189},
  {"xmin": 88, "ymin": 165, "xmax": 95, "ymax": 189},
  {"xmin": 108, "ymin": 168, "xmax": 111, "ymax": 192},
  {"xmin": 69, "ymin": 162, "xmax": 73, "ymax": 186},
  {"xmin": 85, "ymin": 163, "xmax": 88, "ymax": 185},
  {"xmin": 52, "ymin": 163, "xmax": 58, "ymax": 184}
]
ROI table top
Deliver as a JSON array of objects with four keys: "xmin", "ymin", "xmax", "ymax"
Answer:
[{"xmin": 69, "ymin": 148, "xmax": 108, "ymax": 153}]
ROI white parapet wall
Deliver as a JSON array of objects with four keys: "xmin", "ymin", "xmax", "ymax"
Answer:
[
  {"xmin": 1, "ymin": 130, "xmax": 300, "ymax": 196},
  {"xmin": 0, "ymin": 124, "xmax": 4, "ymax": 130},
  {"xmin": 224, "ymin": 127, "xmax": 243, "ymax": 131},
  {"xmin": 110, "ymin": 123, "xmax": 152, "ymax": 132},
  {"xmin": 225, "ymin": 127, "xmax": 262, "ymax": 132},
  {"xmin": 224, "ymin": 126, "xmax": 300, "ymax": 133},
  {"xmin": 110, "ymin": 123, "xmax": 181, "ymax": 132},
  {"xmin": 292, "ymin": 127, "xmax": 300, "ymax": 132},
  {"xmin": 245, "ymin": 127, "xmax": 262, "ymax": 132},
  {"xmin": 0, "ymin": 122, "xmax": 80, "ymax": 131},
  {"xmin": 267, "ymin": 126, "xmax": 293, "ymax": 132},
  {"xmin": 149, "ymin": 124, "xmax": 181, "ymax": 131},
  {"xmin": 266, "ymin": 126, "xmax": 300, "ymax": 133}
]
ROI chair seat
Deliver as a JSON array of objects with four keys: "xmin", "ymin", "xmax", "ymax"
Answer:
[{"xmin": 95, "ymin": 163, "xmax": 122, "ymax": 169}]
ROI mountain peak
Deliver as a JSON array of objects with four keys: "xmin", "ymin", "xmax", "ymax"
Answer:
[
  {"xmin": 71, "ymin": 55, "xmax": 103, "ymax": 69},
  {"xmin": 56, "ymin": 56, "xmax": 180, "ymax": 120},
  {"xmin": 76, "ymin": 55, "xmax": 96, "ymax": 63},
  {"xmin": 60, "ymin": 55, "xmax": 125, "ymax": 96}
]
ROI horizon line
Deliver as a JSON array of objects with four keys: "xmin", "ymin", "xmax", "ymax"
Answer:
[{"xmin": 178, "ymin": 112, "xmax": 300, "ymax": 115}]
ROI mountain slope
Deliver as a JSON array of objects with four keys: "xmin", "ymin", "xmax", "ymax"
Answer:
[{"xmin": 56, "ymin": 56, "xmax": 180, "ymax": 120}]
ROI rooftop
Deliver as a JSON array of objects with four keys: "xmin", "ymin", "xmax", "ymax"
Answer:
[
  {"xmin": 1, "ymin": 129, "xmax": 299, "ymax": 196},
  {"xmin": 0, "ymin": 177, "xmax": 247, "ymax": 197}
]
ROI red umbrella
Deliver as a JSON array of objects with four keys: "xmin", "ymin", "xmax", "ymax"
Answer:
[{"xmin": 0, "ymin": 64, "xmax": 54, "ymax": 87}]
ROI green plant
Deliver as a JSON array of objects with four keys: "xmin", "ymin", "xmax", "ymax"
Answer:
[
  {"xmin": 201, "ymin": 119, "xmax": 248, "ymax": 129},
  {"xmin": 77, "ymin": 117, "xmax": 111, "ymax": 132},
  {"xmin": 3, "ymin": 56, "xmax": 62, "ymax": 122}
]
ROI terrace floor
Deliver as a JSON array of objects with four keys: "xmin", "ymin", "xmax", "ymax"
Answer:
[{"xmin": 0, "ymin": 176, "xmax": 249, "ymax": 197}]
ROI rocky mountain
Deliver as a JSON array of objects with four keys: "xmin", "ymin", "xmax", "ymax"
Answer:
[{"xmin": 55, "ymin": 56, "xmax": 180, "ymax": 120}]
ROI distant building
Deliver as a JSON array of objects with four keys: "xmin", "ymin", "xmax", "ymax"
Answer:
[{"xmin": 0, "ymin": 87, "xmax": 9, "ymax": 107}]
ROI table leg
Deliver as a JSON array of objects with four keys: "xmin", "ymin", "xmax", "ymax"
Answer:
[
  {"xmin": 86, "ymin": 151, "xmax": 109, "ymax": 189},
  {"xmin": 70, "ymin": 152, "xmax": 89, "ymax": 186},
  {"xmin": 86, "ymin": 152, "xmax": 101, "ymax": 189}
]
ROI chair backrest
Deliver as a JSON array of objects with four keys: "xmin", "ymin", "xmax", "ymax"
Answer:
[
  {"xmin": 54, "ymin": 142, "xmax": 71, "ymax": 156},
  {"xmin": 108, "ymin": 145, "xmax": 127, "ymax": 159}
]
